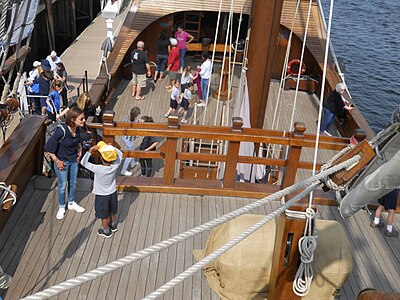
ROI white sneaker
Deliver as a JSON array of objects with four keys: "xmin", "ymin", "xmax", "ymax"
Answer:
[
  {"xmin": 121, "ymin": 171, "xmax": 133, "ymax": 176},
  {"xmin": 181, "ymin": 119, "xmax": 188, "ymax": 124},
  {"xmin": 56, "ymin": 207, "xmax": 66, "ymax": 220},
  {"xmin": 68, "ymin": 202, "xmax": 85, "ymax": 213},
  {"xmin": 323, "ymin": 130, "xmax": 332, "ymax": 136}
]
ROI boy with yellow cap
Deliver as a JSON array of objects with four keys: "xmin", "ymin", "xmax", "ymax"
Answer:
[{"xmin": 81, "ymin": 141, "xmax": 123, "ymax": 238}]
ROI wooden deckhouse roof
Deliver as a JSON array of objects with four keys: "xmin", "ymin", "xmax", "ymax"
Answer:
[
  {"xmin": 108, "ymin": 0, "xmax": 252, "ymax": 75},
  {"xmin": 108, "ymin": 0, "xmax": 327, "ymax": 77}
]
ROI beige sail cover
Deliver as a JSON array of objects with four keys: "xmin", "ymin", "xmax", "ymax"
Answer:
[{"xmin": 193, "ymin": 214, "xmax": 352, "ymax": 299}]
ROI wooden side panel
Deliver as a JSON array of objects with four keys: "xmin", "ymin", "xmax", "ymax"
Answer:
[{"xmin": 0, "ymin": 115, "xmax": 46, "ymax": 231}]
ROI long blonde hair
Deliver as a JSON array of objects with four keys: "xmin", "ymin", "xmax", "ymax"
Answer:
[{"xmin": 76, "ymin": 92, "xmax": 93, "ymax": 110}]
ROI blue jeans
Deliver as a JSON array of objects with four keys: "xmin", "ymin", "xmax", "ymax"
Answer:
[
  {"xmin": 179, "ymin": 48, "xmax": 186, "ymax": 68},
  {"xmin": 54, "ymin": 159, "xmax": 78, "ymax": 208},
  {"xmin": 320, "ymin": 107, "xmax": 335, "ymax": 133},
  {"xmin": 201, "ymin": 78, "xmax": 209, "ymax": 101}
]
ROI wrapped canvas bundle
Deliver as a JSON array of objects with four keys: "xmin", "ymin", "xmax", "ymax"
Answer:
[{"xmin": 193, "ymin": 214, "xmax": 352, "ymax": 300}]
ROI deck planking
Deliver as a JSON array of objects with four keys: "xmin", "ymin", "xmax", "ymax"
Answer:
[{"xmin": 0, "ymin": 176, "xmax": 398, "ymax": 299}]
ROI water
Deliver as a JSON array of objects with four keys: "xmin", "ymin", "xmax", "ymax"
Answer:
[{"xmin": 322, "ymin": 0, "xmax": 400, "ymax": 132}]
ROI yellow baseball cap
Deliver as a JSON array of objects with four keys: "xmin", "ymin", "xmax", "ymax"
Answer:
[{"xmin": 97, "ymin": 141, "xmax": 117, "ymax": 162}]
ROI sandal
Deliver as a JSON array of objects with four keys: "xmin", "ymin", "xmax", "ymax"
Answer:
[{"xmin": 135, "ymin": 96, "xmax": 145, "ymax": 100}]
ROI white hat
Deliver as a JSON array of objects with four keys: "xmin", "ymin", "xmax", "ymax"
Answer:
[
  {"xmin": 50, "ymin": 50, "xmax": 57, "ymax": 57},
  {"xmin": 33, "ymin": 61, "xmax": 41, "ymax": 67},
  {"xmin": 170, "ymin": 38, "xmax": 178, "ymax": 46}
]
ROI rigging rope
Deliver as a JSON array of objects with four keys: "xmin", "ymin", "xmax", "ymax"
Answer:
[
  {"xmin": 193, "ymin": 0, "xmax": 223, "ymax": 179},
  {"xmin": 22, "ymin": 156, "xmax": 360, "ymax": 300},
  {"xmin": 288, "ymin": 0, "xmax": 313, "ymax": 133},
  {"xmin": 144, "ymin": 182, "xmax": 320, "ymax": 300},
  {"xmin": 267, "ymin": 0, "xmax": 301, "ymax": 166},
  {"xmin": 316, "ymin": 0, "xmax": 352, "ymax": 99},
  {"xmin": 312, "ymin": 0, "xmax": 336, "ymax": 193}
]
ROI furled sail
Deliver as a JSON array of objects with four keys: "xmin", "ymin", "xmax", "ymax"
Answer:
[{"xmin": 339, "ymin": 131, "xmax": 400, "ymax": 217}]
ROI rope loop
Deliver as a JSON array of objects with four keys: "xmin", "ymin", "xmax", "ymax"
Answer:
[
  {"xmin": 305, "ymin": 207, "xmax": 315, "ymax": 219},
  {"xmin": 0, "ymin": 182, "xmax": 17, "ymax": 208}
]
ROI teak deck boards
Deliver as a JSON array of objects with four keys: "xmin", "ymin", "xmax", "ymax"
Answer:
[{"xmin": 0, "ymin": 177, "xmax": 398, "ymax": 299}]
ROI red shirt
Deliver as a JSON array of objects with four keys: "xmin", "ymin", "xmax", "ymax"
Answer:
[{"xmin": 167, "ymin": 47, "xmax": 180, "ymax": 72}]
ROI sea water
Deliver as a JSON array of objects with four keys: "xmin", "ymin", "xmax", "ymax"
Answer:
[{"xmin": 322, "ymin": 0, "xmax": 400, "ymax": 132}]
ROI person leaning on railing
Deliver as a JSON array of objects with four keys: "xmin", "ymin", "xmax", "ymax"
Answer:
[{"xmin": 320, "ymin": 82, "xmax": 353, "ymax": 136}]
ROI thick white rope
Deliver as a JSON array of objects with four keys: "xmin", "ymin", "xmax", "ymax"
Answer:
[
  {"xmin": 22, "ymin": 156, "xmax": 360, "ymax": 300},
  {"xmin": 0, "ymin": 182, "xmax": 16, "ymax": 207},
  {"xmin": 144, "ymin": 182, "xmax": 320, "ymax": 300}
]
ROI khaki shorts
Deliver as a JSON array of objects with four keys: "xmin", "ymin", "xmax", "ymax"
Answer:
[
  {"xmin": 169, "ymin": 71, "xmax": 178, "ymax": 80},
  {"xmin": 132, "ymin": 73, "xmax": 147, "ymax": 87}
]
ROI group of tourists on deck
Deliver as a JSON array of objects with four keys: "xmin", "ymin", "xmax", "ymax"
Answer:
[
  {"xmin": 25, "ymin": 51, "xmax": 68, "ymax": 120},
  {"xmin": 130, "ymin": 24, "xmax": 212, "ymax": 123}
]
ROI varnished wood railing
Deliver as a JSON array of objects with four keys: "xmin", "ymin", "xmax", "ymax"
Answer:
[{"xmin": 87, "ymin": 111, "xmax": 350, "ymax": 203}]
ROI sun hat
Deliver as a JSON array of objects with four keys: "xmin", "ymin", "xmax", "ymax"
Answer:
[
  {"xmin": 33, "ymin": 61, "xmax": 41, "ymax": 67},
  {"xmin": 50, "ymin": 50, "xmax": 57, "ymax": 57},
  {"xmin": 97, "ymin": 141, "xmax": 117, "ymax": 162},
  {"xmin": 170, "ymin": 38, "xmax": 178, "ymax": 46},
  {"xmin": 41, "ymin": 59, "xmax": 51, "ymax": 71}
]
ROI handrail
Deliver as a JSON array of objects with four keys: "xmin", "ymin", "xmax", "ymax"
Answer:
[
  {"xmin": 76, "ymin": 70, "xmax": 88, "ymax": 97},
  {"xmin": 87, "ymin": 111, "xmax": 351, "ymax": 199}
]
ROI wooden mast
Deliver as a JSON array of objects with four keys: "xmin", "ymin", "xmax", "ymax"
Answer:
[
  {"xmin": 246, "ymin": 0, "xmax": 284, "ymax": 129},
  {"xmin": 246, "ymin": 2, "xmax": 309, "ymax": 298}
]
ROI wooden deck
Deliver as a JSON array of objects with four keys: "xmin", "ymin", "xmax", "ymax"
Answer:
[{"xmin": 0, "ymin": 176, "xmax": 398, "ymax": 299}]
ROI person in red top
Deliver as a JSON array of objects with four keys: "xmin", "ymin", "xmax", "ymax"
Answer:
[{"xmin": 165, "ymin": 38, "xmax": 180, "ymax": 92}]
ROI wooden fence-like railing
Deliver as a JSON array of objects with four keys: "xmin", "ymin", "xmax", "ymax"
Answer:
[{"xmin": 87, "ymin": 111, "xmax": 350, "ymax": 203}]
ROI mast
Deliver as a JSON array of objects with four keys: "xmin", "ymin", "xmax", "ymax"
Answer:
[
  {"xmin": 247, "ymin": 2, "xmax": 307, "ymax": 298},
  {"xmin": 246, "ymin": 0, "xmax": 284, "ymax": 129}
]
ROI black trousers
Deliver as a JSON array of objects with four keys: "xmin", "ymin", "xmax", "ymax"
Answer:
[{"xmin": 140, "ymin": 158, "xmax": 153, "ymax": 177}]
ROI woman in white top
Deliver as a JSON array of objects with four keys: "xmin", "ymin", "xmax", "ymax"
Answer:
[
  {"xmin": 199, "ymin": 52, "xmax": 212, "ymax": 105},
  {"xmin": 180, "ymin": 66, "xmax": 193, "ymax": 92}
]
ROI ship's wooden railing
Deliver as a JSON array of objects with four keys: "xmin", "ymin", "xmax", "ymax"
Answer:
[
  {"xmin": 0, "ymin": 115, "xmax": 46, "ymax": 230},
  {"xmin": 87, "ymin": 111, "xmax": 350, "ymax": 204}
]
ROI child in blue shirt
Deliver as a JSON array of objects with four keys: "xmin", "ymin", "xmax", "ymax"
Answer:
[{"xmin": 46, "ymin": 80, "xmax": 63, "ymax": 121}]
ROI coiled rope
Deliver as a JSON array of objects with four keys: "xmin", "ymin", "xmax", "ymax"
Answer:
[
  {"xmin": 22, "ymin": 155, "xmax": 360, "ymax": 300},
  {"xmin": 292, "ymin": 207, "xmax": 317, "ymax": 296},
  {"xmin": 0, "ymin": 182, "xmax": 16, "ymax": 207}
]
